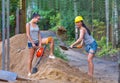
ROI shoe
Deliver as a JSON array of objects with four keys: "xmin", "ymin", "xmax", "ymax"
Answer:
[
  {"xmin": 49, "ymin": 55, "xmax": 55, "ymax": 59},
  {"xmin": 28, "ymin": 73, "xmax": 31, "ymax": 77}
]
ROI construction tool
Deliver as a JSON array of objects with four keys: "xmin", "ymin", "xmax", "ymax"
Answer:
[
  {"xmin": 32, "ymin": 45, "xmax": 47, "ymax": 74},
  {"xmin": 59, "ymin": 44, "xmax": 82, "ymax": 50}
]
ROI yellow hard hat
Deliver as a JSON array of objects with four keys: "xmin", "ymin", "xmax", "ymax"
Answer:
[{"xmin": 75, "ymin": 16, "xmax": 83, "ymax": 23}]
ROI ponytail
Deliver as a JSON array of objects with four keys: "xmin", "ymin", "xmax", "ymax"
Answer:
[{"xmin": 81, "ymin": 21, "xmax": 91, "ymax": 35}]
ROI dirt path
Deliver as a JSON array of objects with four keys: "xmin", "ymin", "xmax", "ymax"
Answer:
[
  {"xmin": 41, "ymin": 30, "xmax": 118, "ymax": 83},
  {"xmin": 63, "ymin": 49, "xmax": 118, "ymax": 83}
]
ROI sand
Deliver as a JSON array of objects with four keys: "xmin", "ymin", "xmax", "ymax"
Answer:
[{"xmin": 0, "ymin": 34, "xmax": 97, "ymax": 83}]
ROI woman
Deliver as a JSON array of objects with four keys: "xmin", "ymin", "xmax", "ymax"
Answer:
[
  {"xmin": 70, "ymin": 16, "xmax": 98, "ymax": 77},
  {"xmin": 26, "ymin": 13, "xmax": 55, "ymax": 76}
]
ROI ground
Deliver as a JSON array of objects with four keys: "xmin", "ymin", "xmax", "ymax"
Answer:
[
  {"xmin": 0, "ymin": 31, "xmax": 118, "ymax": 83},
  {"xmin": 63, "ymin": 48, "xmax": 118, "ymax": 83}
]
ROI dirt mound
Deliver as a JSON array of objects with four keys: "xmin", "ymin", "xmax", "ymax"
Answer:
[
  {"xmin": 31, "ymin": 57, "xmax": 96, "ymax": 83},
  {"xmin": 0, "ymin": 34, "xmax": 28, "ymax": 75},
  {"xmin": 0, "ymin": 34, "xmax": 97, "ymax": 83}
]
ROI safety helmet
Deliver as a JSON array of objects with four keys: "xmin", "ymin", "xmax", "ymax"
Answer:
[
  {"xmin": 75, "ymin": 16, "xmax": 83, "ymax": 23},
  {"xmin": 36, "ymin": 47, "xmax": 44, "ymax": 57}
]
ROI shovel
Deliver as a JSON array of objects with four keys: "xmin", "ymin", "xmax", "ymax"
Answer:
[
  {"xmin": 58, "ymin": 35, "xmax": 83, "ymax": 50},
  {"xmin": 0, "ymin": 70, "xmax": 31, "ymax": 82},
  {"xmin": 59, "ymin": 44, "xmax": 82, "ymax": 50},
  {"xmin": 32, "ymin": 45, "xmax": 47, "ymax": 74}
]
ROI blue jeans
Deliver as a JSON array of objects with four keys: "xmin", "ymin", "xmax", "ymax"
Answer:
[
  {"xmin": 85, "ymin": 41, "xmax": 98, "ymax": 54},
  {"xmin": 27, "ymin": 41, "xmax": 39, "ymax": 49}
]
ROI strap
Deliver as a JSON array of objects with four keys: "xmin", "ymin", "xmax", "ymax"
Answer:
[{"xmin": 28, "ymin": 22, "xmax": 30, "ymax": 28}]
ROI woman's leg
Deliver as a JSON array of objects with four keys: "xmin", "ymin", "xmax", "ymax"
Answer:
[
  {"xmin": 87, "ymin": 52, "xmax": 94, "ymax": 77},
  {"xmin": 42, "ymin": 37, "xmax": 54, "ymax": 56},
  {"xmin": 48, "ymin": 37, "xmax": 54, "ymax": 55},
  {"xmin": 28, "ymin": 48, "xmax": 35, "ymax": 74},
  {"xmin": 86, "ymin": 41, "xmax": 97, "ymax": 77}
]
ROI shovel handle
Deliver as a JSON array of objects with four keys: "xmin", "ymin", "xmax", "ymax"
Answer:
[{"xmin": 69, "ymin": 45, "xmax": 82, "ymax": 49}]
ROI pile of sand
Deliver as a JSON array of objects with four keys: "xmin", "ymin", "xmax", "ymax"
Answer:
[
  {"xmin": 31, "ymin": 57, "xmax": 96, "ymax": 83},
  {"xmin": 0, "ymin": 34, "xmax": 28, "ymax": 76},
  {"xmin": 0, "ymin": 34, "xmax": 97, "ymax": 83}
]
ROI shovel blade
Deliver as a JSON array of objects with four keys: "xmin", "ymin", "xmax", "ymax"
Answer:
[
  {"xmin": 0, "ymin": 70, "xmax": 17, "ymax": 81},
  {"xmin": 59, "ymin": 45, "xmax": 68, "ymax": 50},
  {"xmin": 32, "ymin": 67, "xmax": 38, "ymax": 74}
]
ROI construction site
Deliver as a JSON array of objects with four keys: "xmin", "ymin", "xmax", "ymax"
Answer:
[{"xmin": 0, "ymin": 0, "xmax": 120, "ymax": 83}]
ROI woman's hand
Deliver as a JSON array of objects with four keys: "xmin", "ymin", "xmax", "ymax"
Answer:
[
  {"xmin": 38, "ymin": 43, "xmax": 42, "ymax": 48},
  {"xmin": 32, "ymin": 43, "xmax": 37, "ymax": 48},
  {"xmin": 76, "ymin": 44, "xmax": 82, "ymax": 48},
  {"xmin": 70, "ymin": 45, "xmax": 74, "ymax": 48}
]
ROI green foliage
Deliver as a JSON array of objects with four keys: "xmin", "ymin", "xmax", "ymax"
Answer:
[
  {"xmin": 54, "ymin": 46, "xmax": 68, "ymax": 61},
  {"xmin": 97, "ymin": 45, "xmax": 118, "ymax": 57},
  {"xmin": 92, "ymin": 19, "xmax": 106, "ymax": 40},
  {"xmin": 9, "ymin": 14, "xmax": 15, "ymax": 36},
  {"xmin": 49, "ymin": 13, "xmax": 61, "ymax": 32},
  {"xmin": 97, "ymin": 36, "xmax": 106, "ymax": 48},
  {"xmin": 10, "ymin": 15, "xmax": 15, "ymax": 27},
  {"xmin": 0, "ymin": 0, "xmax": 119, "ymax": 50},
  {"xmin": 97, "ymin": 46, "xmax": 109, "ymax": 57},
  {"xmin": 97, "ymin": 36, "xmax": 118, "ymax": 57},
  {"xmin": 65, "ymin": 38, "xmax": 75, "ymax": 46},
  {"xmin": 29, "ymin": 9, "xmax": 57, "ymax": 30},
  {"xmin": 50, "ymin": 13, "xmax": 61, "ymax": 28},
  {"xmin": 0, "ymin": 0, "xmax": 19, "ymax": 36},
  {"xmin": 61, "ymin": 15, "xmax": 75, "ymax": 38},
  {"xmin": 93, "ymin": 19, "xmax": 105, "ymax": 28},
  {"xmin": 10, "ymin": 0, "xmax": 19, "ymax": 13}
]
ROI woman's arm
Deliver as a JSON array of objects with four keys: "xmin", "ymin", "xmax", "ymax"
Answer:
[
  {"xmin": 71, "ymin": 29, "xmax": 85, "ymax": 47},
  {"xmin": 38, "ymin": 30, "xmax": 42, "ymax": 47},
  {"xmin": 26, "ymin": 23, "xmax": 35, "ymax": 46},
  {"xmin": 80, "ymin": 39, "xmax": 84, "ymax": 46}
]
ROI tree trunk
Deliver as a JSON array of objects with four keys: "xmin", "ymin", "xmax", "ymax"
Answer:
[
  {"xmin": 16, "ymin": 8, "xmax": 19, "ymax": 34},
  {"xmin": 19, "ymin": 0, "xmax": 26, "ymax": 33},
  {"xmin": 74, "ymin": 0, "xmax": 78, "ymax": 40},
  {"xmin": 114, "ymin": 0, "xmax": 118, "ymax": 47},
  {"xmin": 112, "ymin": 0, "xmax": 118, "ymax": 48},
  {"xmin": 91, "ymin": 0, "xmax": 94, "ymax": 33},
  {"xmin": 6, "ymin": 0, "xmax": 10, "ymax": 71},
  {"xmin": 2, "ymin": 0, "xmax": 5, "ymax": 70},
  {"xmin": 105, "ymin": 0, "xmax": 109, "ymax": 48}
]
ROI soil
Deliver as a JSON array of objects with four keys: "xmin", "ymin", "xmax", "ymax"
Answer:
[
  {"xmin": 63, "ymin": 48, "xmax": 118, "ymax": 83},
  {"xmin": 0, "ymin": 33, "xmax": 96, "ymax": 83},
  {"xmin": 0, "ymin": 31, "xmax": 118, "ymax": 83}
]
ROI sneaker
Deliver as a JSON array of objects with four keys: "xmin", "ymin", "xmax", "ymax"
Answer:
[
  {"xmin": 49, "ymin": 55, "xmax": 55, "ymax": 59},
  {"xmin": 28, "ymin": 73, "xmax": 31, "ymax": 77}
]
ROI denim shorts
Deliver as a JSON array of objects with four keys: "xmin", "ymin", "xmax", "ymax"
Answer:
[
  {"xmin": 85, "ymin": 41, "xmax": 98, "ymax": 54},
  {"xmin": 28, "ymin": 41, "xmax": 39, "ymax": 49}
]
